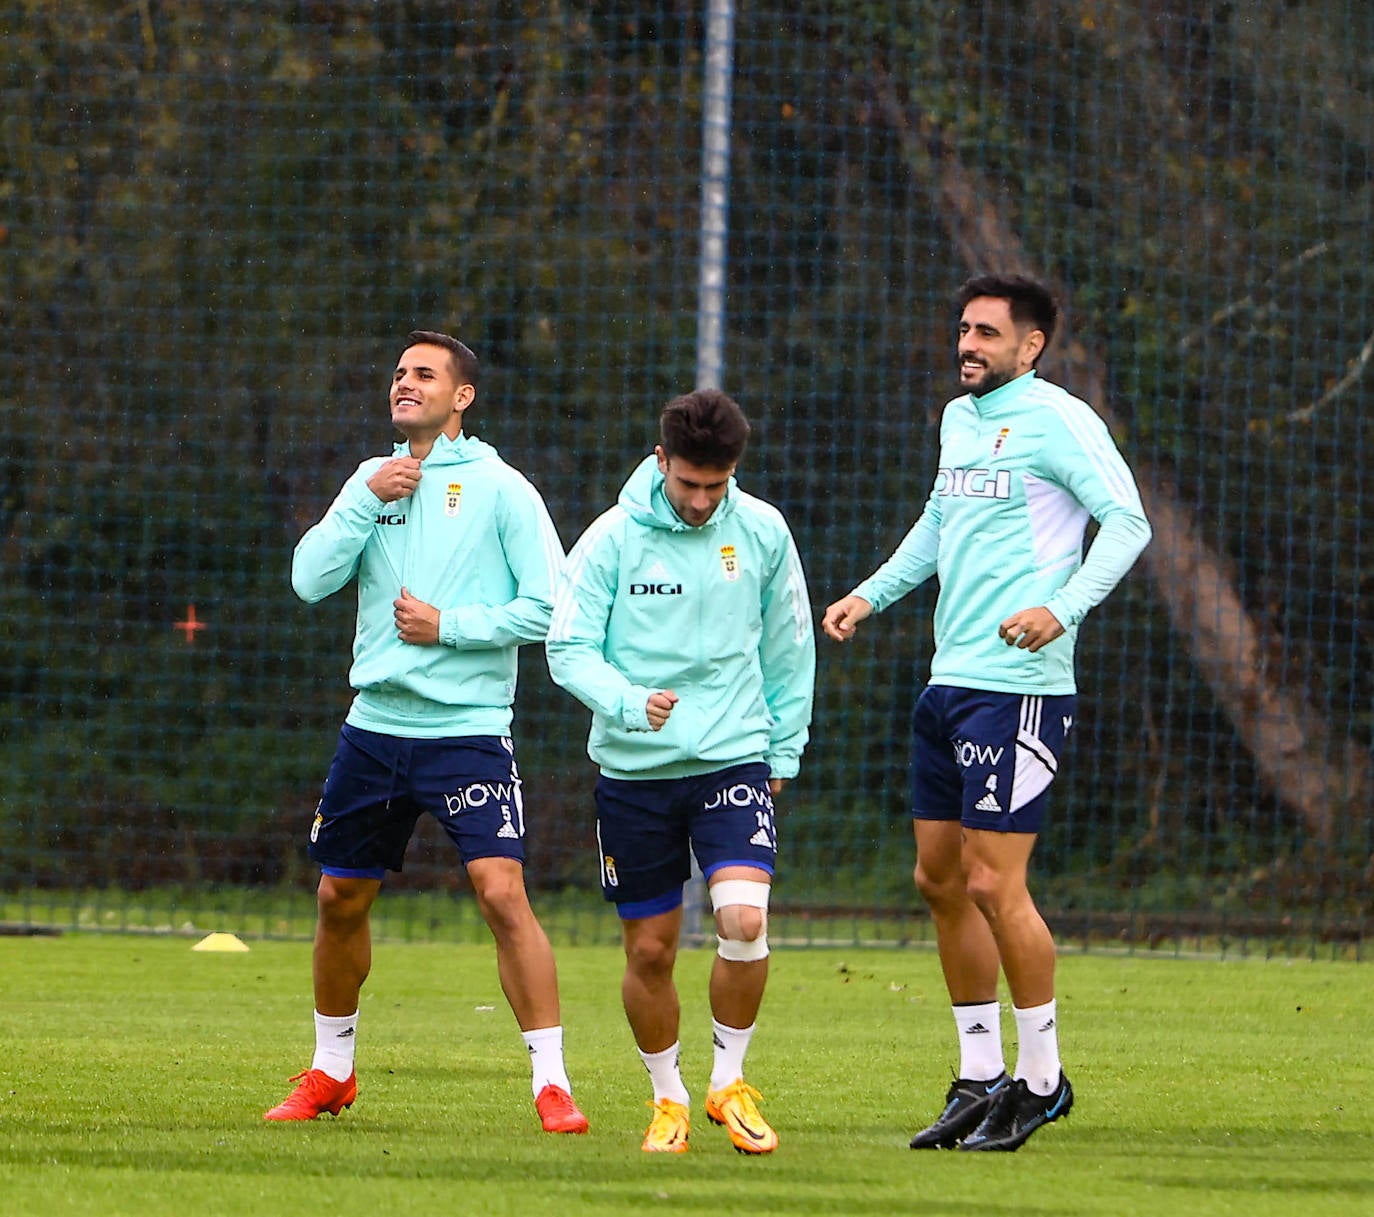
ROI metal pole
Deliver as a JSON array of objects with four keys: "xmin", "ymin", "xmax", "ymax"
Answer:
[
  {"xmin": 695, "ymin": 0, "xmax": 735, "ymax": 392},
  {"xmin": 682, "ymin": 0, "xmax": 736, "ymax": 946}
]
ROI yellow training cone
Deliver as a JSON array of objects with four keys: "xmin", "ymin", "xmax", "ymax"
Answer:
[{"xmin": 192, "ymin": 932, "xmax": 250, "ymax": 952}]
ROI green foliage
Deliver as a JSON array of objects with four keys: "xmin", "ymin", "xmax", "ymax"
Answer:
[{"xmin": 1, "ymin": 1, "xmax": 1371, "ymax": 936}]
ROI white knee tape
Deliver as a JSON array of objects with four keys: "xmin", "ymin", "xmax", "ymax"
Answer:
[
  {"xmin": 711, "ymin": 879, "xmax": 770, "ymax": 961},
  {"xmin": 717, "ymin": 933, "xmax": 769, "ymax": 962},
  {"xmin": 709, "ymin": 880, "xmax": 771, "ymax": 912}
]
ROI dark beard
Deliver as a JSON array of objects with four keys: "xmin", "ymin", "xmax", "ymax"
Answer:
[{"xmin": 964, "ymin": 365, "xmax": 1015, "ymax": 397}]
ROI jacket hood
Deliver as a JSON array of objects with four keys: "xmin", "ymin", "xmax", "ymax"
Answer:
[
  {"xmin": 396, "ymin": 431, "xmax": 499, "ymax": 467},
  {"xmin": 617, "ymin": 453, "xmax": 740, "ymax": 531}
]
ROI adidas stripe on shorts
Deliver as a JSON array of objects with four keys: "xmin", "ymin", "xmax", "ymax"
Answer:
[{"xmin": 909, "ymin": 686, "xmax": 1076, "ymax": 834}]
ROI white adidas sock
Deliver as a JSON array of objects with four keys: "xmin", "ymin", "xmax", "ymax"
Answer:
[
  {"xmin": 709, "ymin": 1019, "xmax": 755, "ymax": 1092},
  {"xmin": 639, "ymin": 1042, "xmax": 690, "ymax": 1106},
  {"xmin": 522, "ymin": 1025, "xmax": 572, "ymax": 1097},
  {"xmin": 953, "ymin": 1001, "xmax": 1005, "ymax": 1081},
  {"xmin": 1012, "ymin": 1000, "xmax": 1061, "ymax": 1096},
  {"xmin": 311, "ymin": 1010, "xmax": 358, "ymax": 1082}
]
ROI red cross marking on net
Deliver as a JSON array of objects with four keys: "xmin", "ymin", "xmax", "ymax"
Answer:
[{"xmin": 174, "ymin": 604, "xmax": 208, "ymax": 644}]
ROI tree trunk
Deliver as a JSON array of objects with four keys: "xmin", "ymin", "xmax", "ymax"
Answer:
[{"xmin": 874, "ymin": 77, "xmax": 1369, "ymax": 841}]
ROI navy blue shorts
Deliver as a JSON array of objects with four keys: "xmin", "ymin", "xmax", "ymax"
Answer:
[
  {"xmin": 594, "ymin": 762, "xmax": 776, "ymax": 918},
  {"xmin": 308, "ymin": 725, "xmax": 528, "ymax": 879},
  {"xmin": 909, "ymin": 686, "xmax": 1076, "ymax": 834}
]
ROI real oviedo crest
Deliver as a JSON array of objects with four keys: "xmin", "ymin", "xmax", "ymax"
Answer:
[
  {"xmin": 445, "ymin": 483, "xmax": 463, "ymax": 517},
  {"xmin": 720, "ymin": 544, "xmax": 739, "ymax": 582}
]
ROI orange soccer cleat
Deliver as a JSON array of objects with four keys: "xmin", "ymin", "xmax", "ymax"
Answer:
[
  {"xmin": 705, "ymin": 1079, "xmax": 778, "ymax": 1154},
  {"xmin": 263, "ymin": 1069, "xmax": 358, "ymax": 1121},
  {"xmin": 535, "ymin": 1083, "xmax": 590, "ymax": 1134},
  {"xmin": 641, "ymin": 1098, "xmax": 690, "ymax": 1153}
]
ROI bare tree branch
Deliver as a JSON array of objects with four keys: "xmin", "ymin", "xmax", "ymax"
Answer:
[
  {"xmin": 1178, "ymin": 242, "xmax": 1332, "ymax": 352},
  {"xmin": 1274, "ymin": 328, "xmax": 1374, "ymax": 427}
]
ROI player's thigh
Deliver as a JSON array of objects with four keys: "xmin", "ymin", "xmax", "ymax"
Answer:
[
  {"xmin": 913, "ymin": 818, "xmax": 965, "ymax": 888},
  {"xmin": 960, "ymin": 827, "xmax": 1038, "ymax": 910}
]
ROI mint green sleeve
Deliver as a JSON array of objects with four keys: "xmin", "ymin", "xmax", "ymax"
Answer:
[
  {"xmin": 545, "ymin": 519, "xmax": 655, "ymax": 733},
  {"xmin": 439, "ymin": 476, "xmax": 565, "ymax": 650},
  {"xmin": 1040, "ymin": 413, "xmax": 1152, "ymax": 629},
  {"xmin": 290, "ymin": 462, "xmax": 386, "ymax": 604},
  {"xmin": 758, "ymin": 524, "xmax": 816, "ymax": 780},
  {"xmin": 850, "ymin": 487, "xmax": 942, "ymax": 613}
]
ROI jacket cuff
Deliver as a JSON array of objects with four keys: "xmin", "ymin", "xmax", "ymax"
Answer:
[
  {"xmin": 1041, "ymin": 595, "xmax": 1080, "ymax": 630},
  {"xmin": 622, "ymin": 687, "xmax": 655, "ymax": 732},
  {"xmin": 766, "ymin": 754, "xmax": 799, "ymax": 781}
]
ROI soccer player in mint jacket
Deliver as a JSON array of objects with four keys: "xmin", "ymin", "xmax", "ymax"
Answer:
[
  {"xmin": 547, "ymin": 390, "xmax": 815, "ymax": 1155},
  {"xmin": 823, "ymin": 275, "xmax": 1151, "ymax": 1153},
  {"xmin": 265, "ymin": 331, "xmax": 587, "ymax": 1135}
]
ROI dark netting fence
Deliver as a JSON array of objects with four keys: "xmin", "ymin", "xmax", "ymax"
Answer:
[{"xmin": 3, "ymin": 1, "xmax": 1370, "ymax": 956}]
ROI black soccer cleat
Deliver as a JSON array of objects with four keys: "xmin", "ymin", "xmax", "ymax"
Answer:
[
  {"xmin": 909, "ymin": 1072, "xmax": 1011, "ymax": 1149},
  {"xmin": 958, "ymin": 1071, "xmax": 1073, "ymax": 1152}
]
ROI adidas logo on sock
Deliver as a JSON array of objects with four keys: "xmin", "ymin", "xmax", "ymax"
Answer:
[
  {"xmin": 337, "ymin": 1027, "xmax": 355, "ymax": 1039},
  {"xmin": 974, "ymin": 792, "xmax": 1002, "ymax": 813},
  {"xmin": 713, "ymin": 1033, "xmax": 726, "ymax": 1049},
  {"xmin": 963, "ymin": 1022, "xmax": 992, "ymax": 1035},
  {"xmin": 1038, "ymin": 1018, "xmax": 1056, "ymax": 1032}
]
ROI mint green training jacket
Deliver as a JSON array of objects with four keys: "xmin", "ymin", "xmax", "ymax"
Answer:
[
  {"xmin": 851, "ymin": 371, "xmax": 1151, "ymax": 695},
  {"xmin": 292, "ymin": 432, "xmax": 565, "ymax": 738},
  {"xmin": 547, "ymin": 455, "xmax": 815, "ymax": 781}
]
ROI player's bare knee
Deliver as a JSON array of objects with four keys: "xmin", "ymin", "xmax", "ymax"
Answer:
[
  {"xmin": 914, "ymin": 862, "xmax": 963, "ymax": 911},
  {"xmin": 965, "ymin": 868, "xmax": 1023, "ymax": 926},
  {"xmin": 317, "ymin": 875, "xmax": 375, "ymax": 927},
  {"xmin": 624, "ymin": 930, "xmax": 678, "ymax": 979},
  {"xmin": 477, "ymin": 889, "xmax": 533, "ymax": 938}
]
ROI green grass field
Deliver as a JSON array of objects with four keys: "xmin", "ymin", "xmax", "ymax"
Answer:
[{"xmin": 1, "ymin": 934, "xmax": 1370, "ymax": 1216}]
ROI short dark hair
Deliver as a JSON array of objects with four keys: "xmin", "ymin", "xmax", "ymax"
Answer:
[
  {"xmin": 403, "ymin": 329, "xmax": 480, "ymax": 388},
  {"xmin": 659, "ymin": 389, "xmax": 751, "ymax": 468},
  {"xmin": 955, "ymin": 274, "xmax": 1059, "ymax": 355}
]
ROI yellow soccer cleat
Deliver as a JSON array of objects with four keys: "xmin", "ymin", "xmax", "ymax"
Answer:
[
  {"xmin": 705, "ymin": 1079, "xmax": 778, "ymax": 1154},
  {"xmin": 641, "ymin": 1097, "xmax": 690, "ymax": 1153}
]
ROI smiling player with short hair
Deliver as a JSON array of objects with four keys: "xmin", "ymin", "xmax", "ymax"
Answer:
[
  {"xmin": 823, "ymin": 275, "xmax": 1151, "ymax": 1152},
  {"xmin": 266, "ymin": 331, "xmax": 586, "ymax": 1135}
]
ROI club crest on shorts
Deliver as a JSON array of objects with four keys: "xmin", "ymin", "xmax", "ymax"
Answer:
[
  {"xmin": 445, "ymin": 482, "xmax": 463, "ymax": 517},
  {"xmin": 310, "ymin": 807, "xmax": 323, "ymax": 843},
  {"xmin": 719, "ymin": 544, "xmax": 739, "ymax": 582},
  {"xmin": 603, "ymin": 855, "xmax": 618, "ymax": 886}
]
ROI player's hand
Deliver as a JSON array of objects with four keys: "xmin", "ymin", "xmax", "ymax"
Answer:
[
  {"xmin": 998, "ymin": 606, "xmax": 1065, "ymax": 652},
  {"xmin": 367, "ymin": 456, "xmax": 422, "ymax": 503},
  {"xmin": 821, "ymin": 594, "xmax": 873, "ymax": 642},
  {"xmin": 646, "ymin": 689, "xmax": 679, "ymax": 731},
  {"xmin": 394, "ymin": 586, "xmax": 441, "ymax": 645},
  {"xmin": 768, "ymin": 778, "xmax": 787, "ymax": 796}
]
